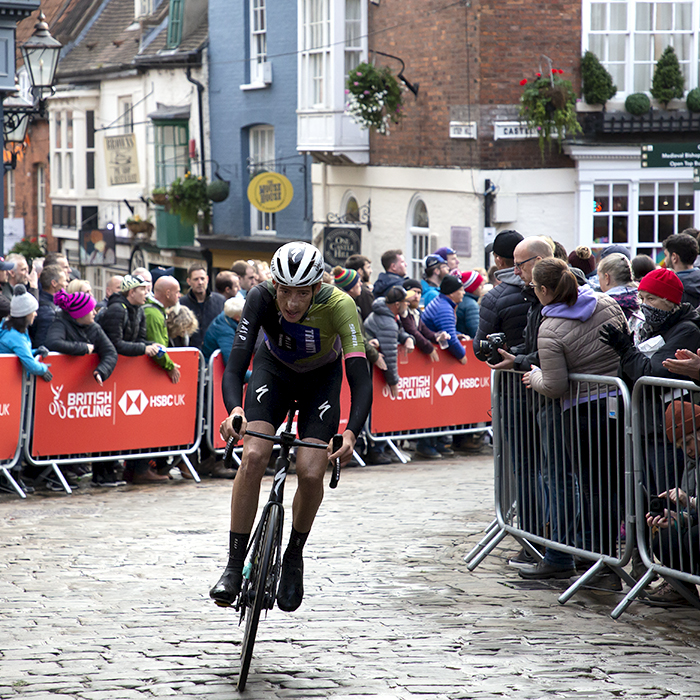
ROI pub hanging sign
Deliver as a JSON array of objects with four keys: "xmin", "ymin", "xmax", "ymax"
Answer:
[{"xmin": 323, "ymin": 226, "xmax": 362, "ymax": 267}]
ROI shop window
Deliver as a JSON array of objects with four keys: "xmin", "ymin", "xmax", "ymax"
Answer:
[
  {"xmin": 593, "ymin": 183, "xmax": 630, "ymax": 246},
  {"xmin": 638, "ymin": 181, "xmax": 694, "ymax": 259}
]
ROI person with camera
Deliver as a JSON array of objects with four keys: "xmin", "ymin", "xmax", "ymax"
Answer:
[{"xmin": 472, "ymin": 230, "xmax": 528, "ymax": 362}]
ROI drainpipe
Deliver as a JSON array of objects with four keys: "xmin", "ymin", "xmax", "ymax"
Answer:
[{"xmin": 185, "ymin": 65, "xmax": 206, "ymax": 181}]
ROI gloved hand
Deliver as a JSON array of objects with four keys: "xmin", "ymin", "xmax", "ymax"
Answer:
[
  {"xmin": 35, "ymin": 345, "xmax": 49, "ymax": 358},
  {"xmin": 600, "ymin": 323, "xmax": 633, "ymax": 354},
  {"xmin": 42, "ymin": 369, "xmax": 53, "ymax": 382}
]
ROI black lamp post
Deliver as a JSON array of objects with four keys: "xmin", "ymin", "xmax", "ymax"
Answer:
[{"xmin": 0, "ymin": 8, "xmax": 61, "ymax": 256}]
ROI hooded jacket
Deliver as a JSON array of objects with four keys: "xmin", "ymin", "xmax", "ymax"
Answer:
[
  {"xmin": 676, "ymin": 268, "xmax": 700, "ymax": 309},
  {"xmin": 529, "ymin": 287, "xmax": 625, "ymax": 399},
  {"xmin": 143, "ymin": 297, "xmax": 176, "ymax": 371},
  {"xmin": 202, "ymin": 310, "xmax": 239, "ymax": 362},
  {"xmin": 45, "ymin": 311, "xmax": 118, "ymax": 380},
  {"xmin": 372, "ymin": 271, "xmax": 407, "ymax": 299},
  {"xmin": 472, "ymin": 267, "xmax": 530, "ymax": 362},
  {"xmin": 363, "ymin": 296, "xmax": 410, "ymax": 386},
  {"xmin": 0, "ymin": 324, "xmax": 51, "ymax": 377},
  {"xmin": 97, "ymin": 292, "xmax": 148, "ymax": 356}
]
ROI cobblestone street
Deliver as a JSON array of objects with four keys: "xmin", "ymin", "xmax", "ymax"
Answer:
[{"xmin": 2, "ymin": 453, "xmax": 700, "ymax": 699}]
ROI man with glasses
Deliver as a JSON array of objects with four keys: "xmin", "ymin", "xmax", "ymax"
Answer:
[{"xmin": 487, "ymin": 237, "xmax": 554, "ymax": 568}]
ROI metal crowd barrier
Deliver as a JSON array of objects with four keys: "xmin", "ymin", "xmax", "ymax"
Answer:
[
  {"xmin": 0, "ymin": 355, "xmax": 29, "ymax": 498},
  {"xmin": 467, "ymin": 369, "xmax": 637, "ymax": 613},
  {"xmin": 612, "ymin": 377, "xmax": 700, "ymax": 617},
  {"xmin": 21, "ymin": 348, "xmax": 205, "ymax": 494}
]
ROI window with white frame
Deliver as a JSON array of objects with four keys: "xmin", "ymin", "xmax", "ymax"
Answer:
[
  {"xmin": 585, "ymin": 0, "xmax": 697, "ymax": 95},
  {"xmin": 136, "ymin": 0, "xmax": 154, "ymax": 16},
  {"xmin": 592, "ymin": 180, "xmax": 695, "ymax": 259},
  {"xmin": 37, "ymin": 165, "xmax": 46, "ymax": 236},
  {"xmin": 300, "ymin": 0, "xmax": 330, "ymax": 108},
  {"xmin": 249, "ymin": 125, "xmax": 276, "ymax": 235},
  {"xmin": 52, "ymin": 110, "xmax": 75, "ymax": 193},
  {"xmin": 118, "ymin": 96, "xmax": 134, "ymax": 134},
  {"xmin": 638, "ymin": 181, "xmax": 694, "ymax": 256},
  {"xmin": 408, "ymin": 197, "xmax": 431, "ymax": 280},
  {"xmin": 345, "ymin": 0, "xmax": 362, "ymax": 76},
  {"xmin": 154, "ymin": 121, "xmax": 189, "ymax": 187},
  {"xmin": 6, "ymin": 169, "xmax": 15, "ymax": 218},
  {"xmin": 250, "ymin": 0, "xmax": 268, "ymax": 84}
]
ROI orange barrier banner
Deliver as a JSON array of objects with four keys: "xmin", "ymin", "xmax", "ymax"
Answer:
[
  {"xmin": 370, "ymin": 343, "xmax": 491, "ymax": 434},
  {"xmin": 30, "ymin": 349, "xmax": 200, "ymax": 458},
  {"xmin": 0, "ymin": 355, "xmax": 25, "ymax": 463},
  {"xmin": 210, "ymin": 351, "xmax": 351, "ymax": 450}
]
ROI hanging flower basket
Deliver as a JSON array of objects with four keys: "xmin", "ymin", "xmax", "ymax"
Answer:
[
  {"xmin": 152, "ymin": 188, "xmax": 168, "ymax": 206},
  {"xmin": 167, "ymin": 172, "xmax": 211, "ymax": 227},
  {"xmin": 519, "ymin": 69, "xmax": 582, "ymax": 157},
  {"xmin": 345, "ymin": 62, "xmax": 404, "ymax": 135}
]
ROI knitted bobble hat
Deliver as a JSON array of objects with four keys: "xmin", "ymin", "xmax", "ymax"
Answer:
[
  {"xmin": 461, "ymin": 271, "xmax": 484, "ymax": 295},
  {"xmin": 54, "ymin": 288, "xmax": 97, "ymax": 319},
  {"xmin": 10, "ymin": 284, "xmax": 38, "ymax": 318},
  {"xmin": 332, "ymin": 266, "xmax": 360, "ymax": 292}
]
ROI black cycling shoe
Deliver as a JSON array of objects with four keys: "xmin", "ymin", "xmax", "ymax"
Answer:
[
  {"xmin": 209, "ymin": 566, "xmax": 243, "ymax": 607},
  {"xmin": 277, "ymin": 556, "xmax": 304, "ymax": 612}
]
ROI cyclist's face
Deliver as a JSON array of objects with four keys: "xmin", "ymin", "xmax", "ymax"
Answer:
[{"xmin": 275, "ymin": 282, "xmax": 319, "ymax": 322}]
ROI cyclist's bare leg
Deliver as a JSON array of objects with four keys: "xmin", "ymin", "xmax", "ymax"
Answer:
[
  {"xmin": 210, "ymin": 421, "xmax": 274, "ymax": 606},
  {"xmin": 290, "ymin": 439, "xmax": 329, "ymax": 532},
  {"xmin": 277, "ymin": 439, "xmax": 328, "ymax": 612},
  {"xmin": 229, "ymin": 421, "xmax": 275, "ymax": 533}
]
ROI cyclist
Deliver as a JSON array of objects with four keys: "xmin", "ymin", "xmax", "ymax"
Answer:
[{"xmin": 212, "ymin": 241, "xmax": 373, "ymax": 611}]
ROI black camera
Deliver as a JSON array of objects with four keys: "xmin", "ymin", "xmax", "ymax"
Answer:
[
  {"xmin": 648, "ymin": 495, "xmax": 677, "ymax": 518},
  {"xmin": 648, "ymin": 496, "xmax": 666, "ymax": 518},
  {"xmin": 479, "ymin": 332, "xmax": 507, "ymax": 365}
]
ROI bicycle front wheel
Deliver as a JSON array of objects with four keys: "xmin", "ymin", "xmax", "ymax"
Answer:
[{"xmin": 238, "ymin": 506, "xmax": 280, "ymax": 692}]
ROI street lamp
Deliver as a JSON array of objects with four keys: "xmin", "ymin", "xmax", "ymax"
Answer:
[{"xmin": 20, "ymin": 11, "xmax": 61, "ymax": 104}]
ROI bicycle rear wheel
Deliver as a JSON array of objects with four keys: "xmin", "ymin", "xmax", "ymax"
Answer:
[{"xmin": 237, "ymin": 506, "xmax": 280, "ymax": 692}]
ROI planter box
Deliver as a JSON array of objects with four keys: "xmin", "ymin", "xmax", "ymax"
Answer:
[{"xmin": 156, "ymin": 206, "xmax": 194, "ymax": 248}]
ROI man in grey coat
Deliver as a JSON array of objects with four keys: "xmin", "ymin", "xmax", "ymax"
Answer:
[{"xmin": 363, "ymin": 285, "xmax": 414, "ymax": 397}]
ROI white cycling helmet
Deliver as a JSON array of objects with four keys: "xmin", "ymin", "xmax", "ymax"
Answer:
[{"xmin": 270, "ymin": 241, "xmax": 324, "ymax": 287}]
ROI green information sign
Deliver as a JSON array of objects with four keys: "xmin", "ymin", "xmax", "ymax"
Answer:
[{"xmin": 641, "ymin": 143, "xmax": 700, "ymax": 168}]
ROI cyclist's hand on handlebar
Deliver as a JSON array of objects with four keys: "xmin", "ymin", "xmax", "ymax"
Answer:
[
  {"xmin": 327, "ymin": 430, "xmax": 356, "ymax": 466},
  {"xmin": 221, "ymin": 408, "xmax": 246, "ymax": 441}
]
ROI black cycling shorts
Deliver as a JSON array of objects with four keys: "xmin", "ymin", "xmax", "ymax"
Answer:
[{"xmin": 244, "ymin": 343, "xmax": 342, "ymax": 443}]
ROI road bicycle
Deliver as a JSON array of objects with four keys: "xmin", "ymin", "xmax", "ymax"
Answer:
[{"xmin": 224, "ymin": 406, "xmax": 342, "ymax": 691}]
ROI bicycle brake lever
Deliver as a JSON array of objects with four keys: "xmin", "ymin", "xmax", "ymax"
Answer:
[
  {"xmin": 224, "ymin": 415, "xmax": 244, "ymax": 469},
  {"xmin": 329, "ymin": 434, "xmax": 343, "ymax": 489}
]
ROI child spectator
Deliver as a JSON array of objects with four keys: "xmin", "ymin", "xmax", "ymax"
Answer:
[{"xmin": 0, "ymin": 285, "xmax": 52, "ymax": 382}]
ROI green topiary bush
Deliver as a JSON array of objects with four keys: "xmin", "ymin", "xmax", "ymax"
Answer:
[
  {"xmin": 687, "ymin": 87, "xmax": 700, "ymax": 113},
  {"xmin": 581, "ymin": 51, "xmax": 617, "ymax": 105},
  {"xmin": 625, "ymin": 92, "xmax": 651, "ymax": 115},
  {"xmin": 651, "ymin": 46, "xmax": 685, "ymax": 106}
]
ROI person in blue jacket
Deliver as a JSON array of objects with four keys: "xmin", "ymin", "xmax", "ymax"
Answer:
[
  {"xmin": 202, "ymin": 296, "xmax": 245, "ymax": 362},
  {"xmin": 0, "ymin": 284, "xmax": 52, "ymax": 381},
  {"xmin": 456, "ymin": 270, "xmax": 484, "ymax": 337},
  {"xmin": 422, "ymin": 275, "xmax": 468, "ymax": 364}
]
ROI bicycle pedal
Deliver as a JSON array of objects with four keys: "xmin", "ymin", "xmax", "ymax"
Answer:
[{"xmin": 214, "ymin": 600, "xmax": 233, "ymax": 608}]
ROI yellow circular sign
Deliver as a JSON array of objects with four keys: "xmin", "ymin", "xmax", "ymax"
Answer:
[{"xmin": 247, "ymin": 171, "xmax": 294, "ymax": 213}]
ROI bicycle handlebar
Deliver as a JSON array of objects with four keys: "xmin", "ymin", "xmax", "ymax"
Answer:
[{"xmin": 225, "ymin": 414, "xmax": 342, "ymax": 487}]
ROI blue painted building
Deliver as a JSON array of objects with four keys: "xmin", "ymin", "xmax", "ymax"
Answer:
[{"xmin": 204, "ymin": 0, "xmax": 311, "ymax": 267}]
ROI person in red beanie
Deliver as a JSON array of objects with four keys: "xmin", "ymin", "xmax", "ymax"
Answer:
[
  {"xmin": 601, "ymin": 267, "xmax": 700, "ymax": 493},
  {"xmin": 456, "ymin": 270, "xmax": 484, "ymax": 337}
]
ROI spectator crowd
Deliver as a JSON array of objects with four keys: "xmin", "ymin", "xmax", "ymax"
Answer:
[{"xmin": 3, "ymin": 232, "xmax": 700, "ymax": 609}]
